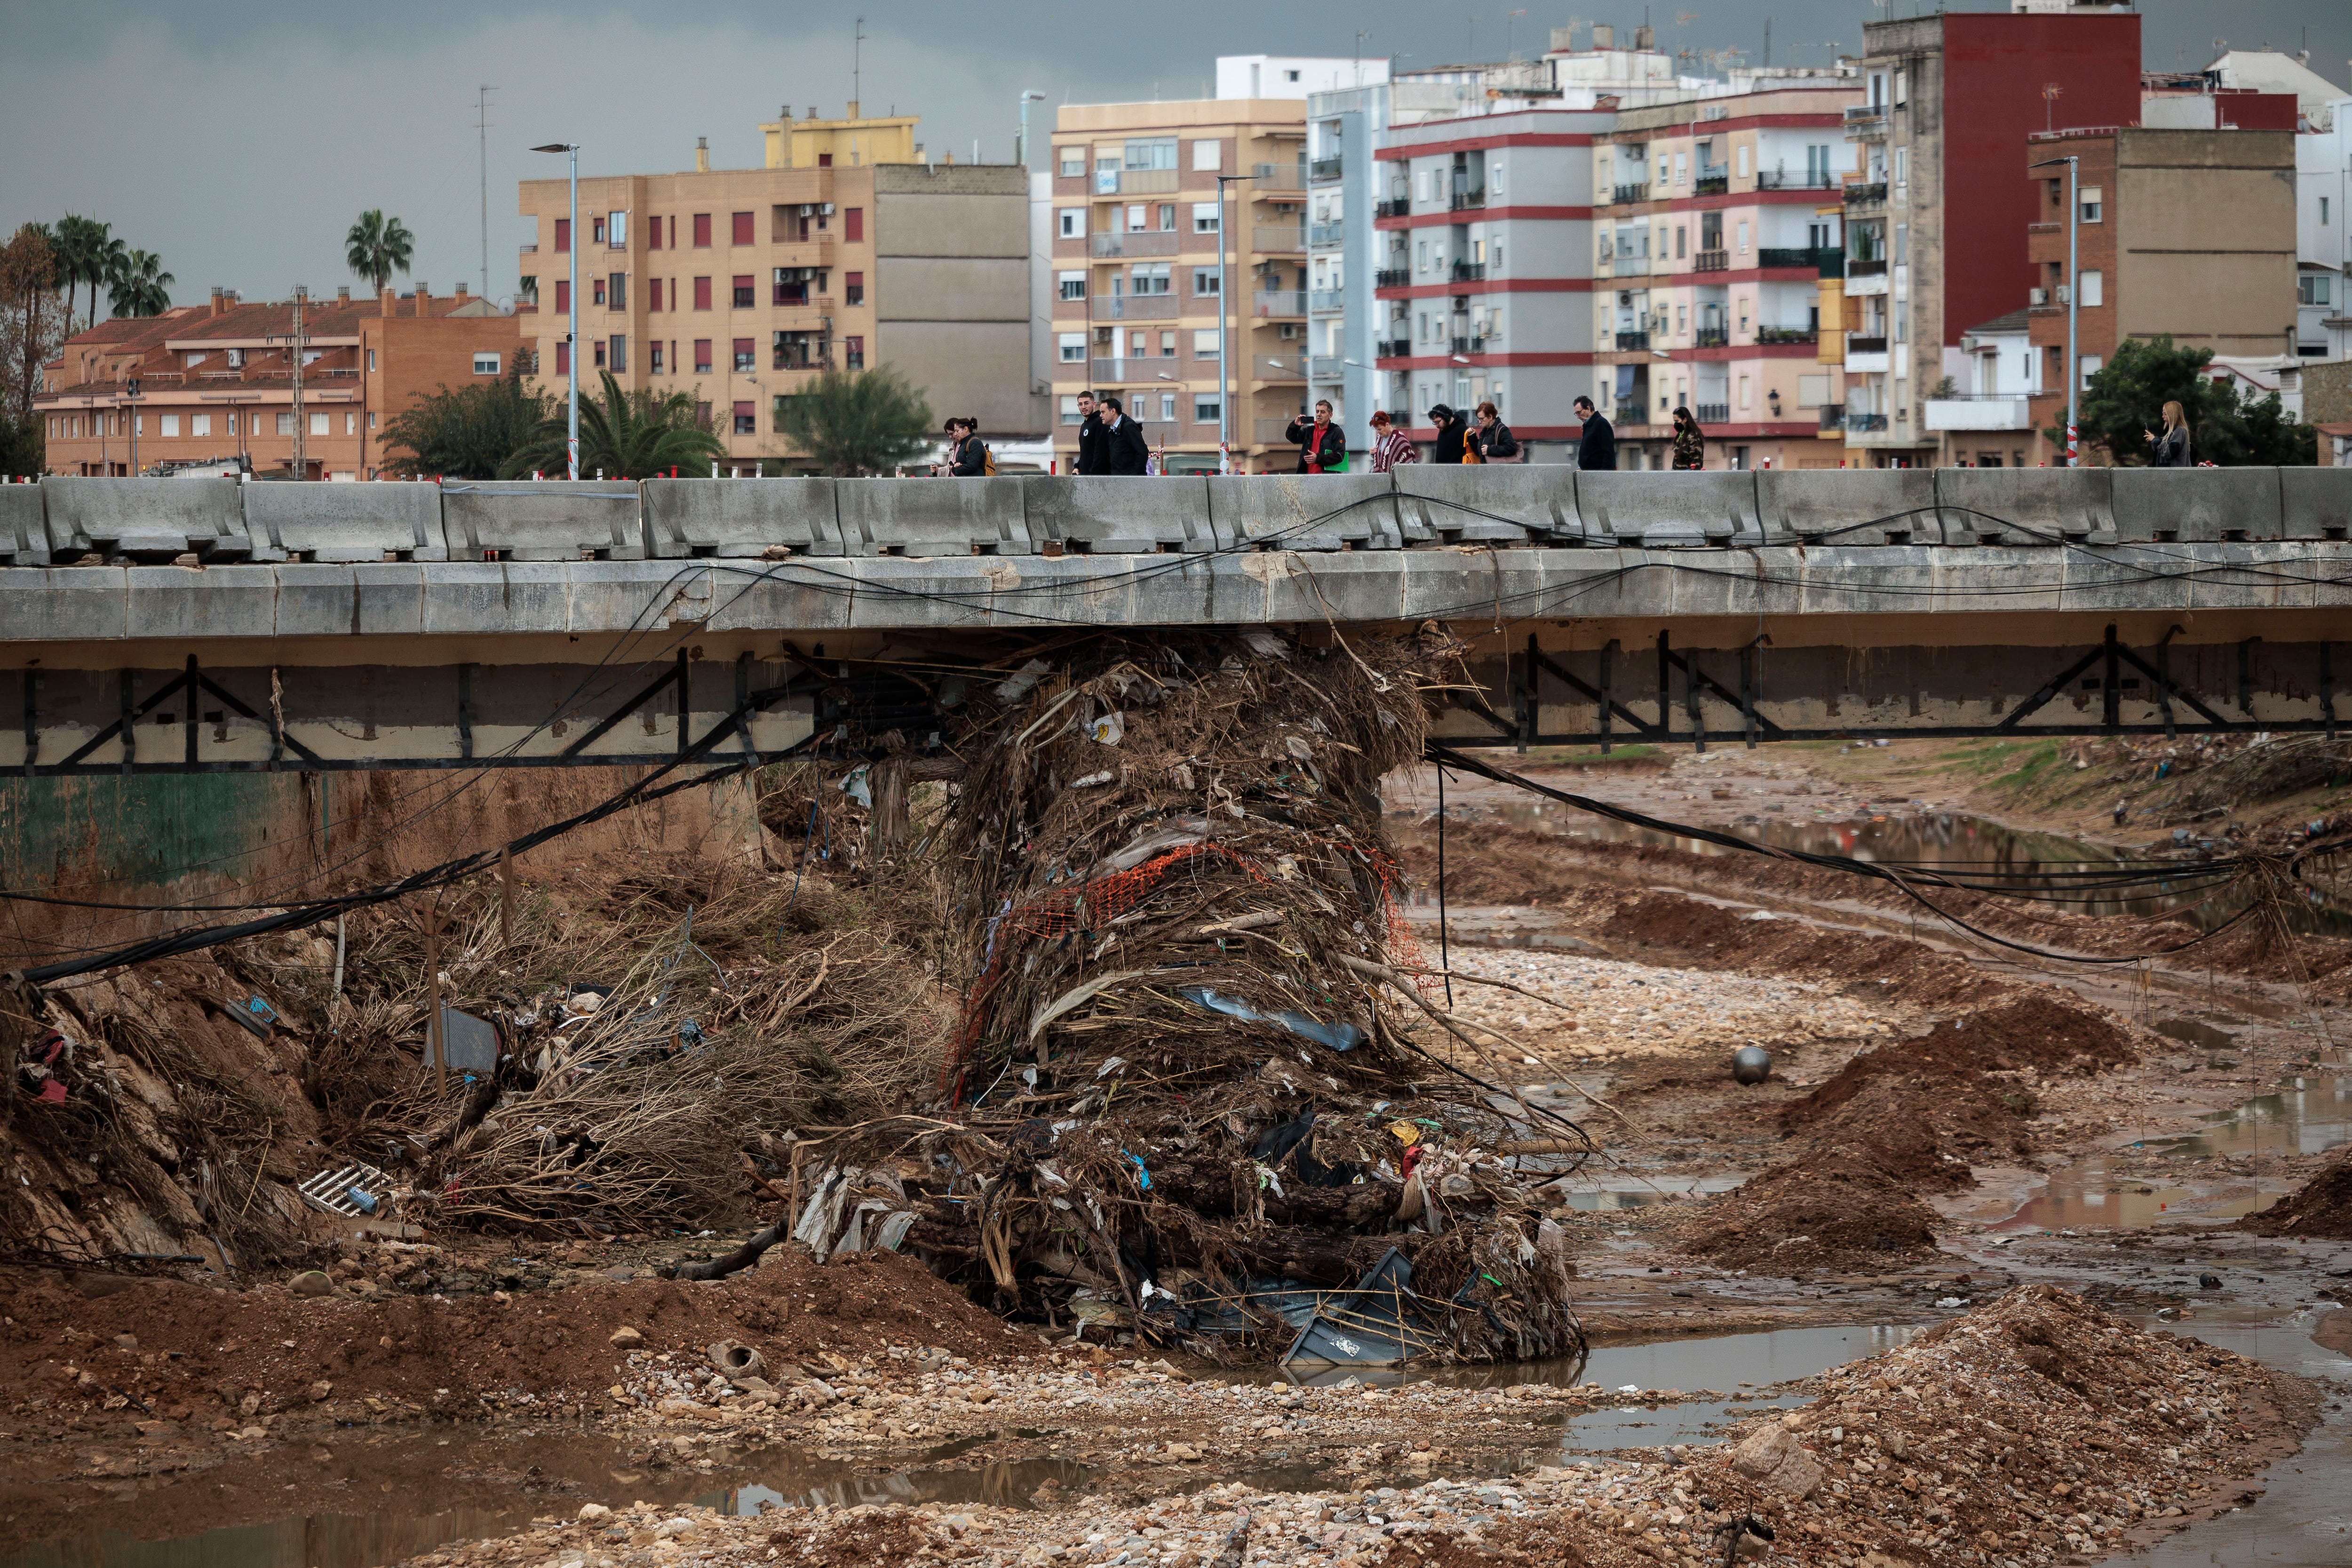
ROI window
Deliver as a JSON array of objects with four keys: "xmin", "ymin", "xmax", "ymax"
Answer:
[
  {"xmin": 1491, "ymin": 159, "xmax": 1504, "ymax": 198},
  {"xmin": 1736, "ymin": 145, "xmax": 1749, "ymax": 179},
  {"xmin": 1192, "ymin": 137, "xmax": 1222, "ymax": 172},
  {"xmin": 843, "ymin": 207, "xmax": 864, "ymax": 242},
  {"xmin": 1675, "ymin": 226, "xmax": 1686, "ymax": 260},
  {"xmin": 1192, "ymin": 395, "xmax": 1221, "ymax": 423},
  {"xmin": 647, "ymin": 216, "xmax": 662, "ymax": 251},
  {"xmin": 1159, "ymin": 330, "xmax": 1176, "ymax": 357},
  {"xmin": 1058, "ymin": 332, "xmax": 1087, "ymax": 363},
  {"xmin": 1416, "ymin": 239, "xmax": 1428, "ymax": 273},
  {"xmin": 2080, "ymin": 269, "xmax": 2103, "ymax": 308},
  {"xmin": 844, "ymin": 335, "xmax": 865, "ymax": 369},
  {"xmin": 1059, "ymin": 270, "xmax": 1088, "ymax": 301},
  {"xmin": 594, "ymin": 339, "xmax": 607, "ymax": 368},
  {"xmin": 844, "ymin": 271, "xmax": 865, "ymax": 305},
  {"xmin": 554, "ymin": 279, "xmax": 570, "ymax": 312},
  {"xmin": 276, "ymin": 413, "xmax": 294, "ymax": 435},
  {"xmin": 1894, "ymin": 146, "xmax": 1907, "ymax": 187},
  {"xmin": 1058, "ymin": 146, "xmax": 1085, "ymax": 177},
  {"xmin": 1131, "ymin": 263, "xmax": 1171, "ymax": 294},
  {"xmin": 1159, "ymin": 392, "xmax": 1176, "ymax": 422},
  {"xmin": 1673, "ymin": 151, "xmax": 1688, "ymax": 185},
  {"xmin": 2079, "ymin": 186, "xmax": 2103, "ymax": 223},
  {"xmin": 556, "ymin": 341, "xmax": 570, "ymax": 374},
  {"xmin": 692, "ymin": 213, "xmax": 712, "ymax": 247},
  {"xmin": 724, "ymin": 211, "xmax": 749, "ymax": 247},
  {"xmin": 1193, "ymin": 202, "xmax": 1221, "ymax": 234},
  {"xmin": 609, "ymin": 211, "xmax": 628, "ymax": 248},
  {"xmin": 2303, "ymin": 274, "xmax": 2335, "ymax": 306},
  {"xmin": 694, "ymin": 338, "xmax": 713, "ymax": 374},
  {"xmin": 649, "ymin": 279, "xmax": 663, "ymax": 311},
  {"xmin": 2321, "ymin": 196, "xmax": 2331, "ymax": 225},
  {"xmin": 1192, "ymin": 328, "xmax": 1220, "ymax": 357},
  {"xmin": 694, "ymin": 277, "xmax": 712, "ymax": 310},
  {"xmin": 159, "ymin": 413, "xmax": 180, "ymax": 437},
  {"xmin": 593, "ymin": 216, "xmax": 605, "ymax": 245},
  {"xmin": 728, "ymin": 275, "xmax": 751, "ymax": 307},
  {"xmin": 555, "ymin": 218, "xmax": 571, "ymax": 253},
  {"xmin": 308, "ymin": 412, "xmax": 329, "ymax": 436},
  {"xmin": 1058, "ymin": 208, "xmax": 1083, "ymax": 239},
  {"xmin": 1060, "ymin": 393, "xmax": 1083, "ymax": 423},
  {"xmin": 608, "ymin": 335, "xmax": 627, "ymax": 372},
  {"xmin": 650, "ymin": 341, "xmax": 665, "ymax": 373},
  {"xmin": 1192, "ymin": 268, "xmax": 1221, "ymax": 295},
  {"xmin": 2080, "ymin": 354, "xmax": 2102, "ymax": 389},
  {"xmin": 473, "ymin": 352, "xmax": 502, "ymax": 375},
  {"xmin": 730, "ymin": 337, "xmax": 753, "ymax": 371},
  {"xmin": 608, "ymin": 273, "xmax": 627, "ymax": 310},
  {"xmin": 593, "ymin": 277, "xmax": 606, "ymax": 307},
  {"xmin": 1736, "ymin": 221, "xmax": 1748, "ymax": 254},
  {"xmin": 191, "ymin": 413, "xmax": 211, "ymax": 437}
]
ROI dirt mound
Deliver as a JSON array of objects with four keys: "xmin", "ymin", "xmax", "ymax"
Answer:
[
  {"xmin": 2238, "ymin": 1143, "xmax": 2352, "ymax": 1238},
  {"xmin": 0, "ymin": 1247, "xmax": 1016, "ymax": 1440},
  {"xmin": 1676, "ymin": 1144, "xmax": 1942, "ymax": 1273}
]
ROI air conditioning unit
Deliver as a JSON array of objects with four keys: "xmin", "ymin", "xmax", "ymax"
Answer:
[
  {"xmin": 2029, "ymin": 287, "xmax": 2048, "ymax": 306},
  {"xmin": 819, "ymin": 203, "xmax": 836, "ymax": 215},
  {"xmin": 1279, "ymin": 323, "xmax": 1300, "ymax": 340},
  {"xmin": 798, "ymin": 205, "xmax": 817, "ymax": 217}
]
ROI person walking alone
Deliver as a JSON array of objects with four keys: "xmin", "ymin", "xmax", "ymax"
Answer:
[
  {"xmin": 1367, "ymin": 410, "xmax": 1418, "ymax": 473},
  {"xmin": 1283, "ymin": 399, "xmax": 1349, "ymax": 472},
  {"xmin": 945, "ymin": 416, "xmax": 991, "ymax": 476},
  {"xmin": 1573, "ymin": 396, "xmax": 1617, "ymax": 470},
  {"xmin": 1097, "ymin": 396, "xmax": 1150, "ymax": 475},
  {"xmin": 1669, "ymin": 406, "xmax": 1705, "ymax": 470},
  {"xmin": 2144, "ymin": 400, "xmax": 2192, "ymax": 467}
]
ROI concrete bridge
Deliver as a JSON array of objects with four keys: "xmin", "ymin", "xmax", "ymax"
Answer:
[{"xmin": 3, "ymin": 467, "xmax": 2349, "ymax": 773}]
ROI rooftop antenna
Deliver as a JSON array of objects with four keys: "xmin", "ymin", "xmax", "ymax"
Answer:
[
  {"xmin": 1507, "ymin": 9, "xmax": 1526, "ymax": 60},
  {"xmin": 1763, "ymin": 16, "xmax": 1771, "ymax": 68},
  {"xmin": 853, "ymin": 16, "xmax": 865, "ymax": 111},
  {"xmin": 2042, "ymin": 80, "xmax": 2062, "ymax": 134},
  {"xmin": 475, "ymin": 85, "xmax": 496, "ymax": 301}
]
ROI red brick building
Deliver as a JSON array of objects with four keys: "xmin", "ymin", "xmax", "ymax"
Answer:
[{"xmin": 36, "ymin": 285, "xmax": 524, "ymax": 479}]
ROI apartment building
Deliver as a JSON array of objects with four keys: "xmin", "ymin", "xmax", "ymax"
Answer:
[
  {"xmin": 2296, "ymin": 89, "xmax": 2352, "ymax": 360},
  {"xmin": 1047, "ymin": 92, "xmax": 1314, "ymax": 471},
  {"xmin": 36, "ymin": 285, "xmax": 521, "ymax": 478},
  {"xmin": 1590, "ymin": 81, "xmax": 1859, "ymax": 470},
  {"xmin": 2021, "ymin": 126, "xmax": 2298, "ymax": 465},
  {"xmin": 516, "ymin": 108, "xmax": 1036, "ymax": 470},
  {"xmin": 1372, "ymin": 108, "xmax": 1615, "ymax": 462},
  {"xmin": 1840, "ymin": 11, "xmax": 2141, "ymax": 466}
]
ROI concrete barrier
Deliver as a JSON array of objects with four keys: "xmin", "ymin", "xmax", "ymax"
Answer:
[
  {"xmin": 1022, "ymin": 476, "xmax": 1221, "ymax": 553},
  {"xmin": 0, "ymin": 484, "xmax": 47, "ymax": 566},
  {"xmin": 1574, "ymin": 471, "xmax": 1759, "ymax": 546},
  {"xmin": 1756, "ymin": 468, "xmax": 1935, "ymax": 545},
  {"xmin": 41, "ymin": 476, "xmax": 263, "ymax": 560},
  {"xmin": 1935, "ymin": 468, "xmax": 2111, "ymax": 545},
  {"xmin": 1389, "ymin": 466, "xmax": 1576, "ymax": 544},
  {"xmin": 835, "ymin": 477, "xmax": 1034, "ymax": 556},
  {"xmin": 1206, "ymin": 473, "xmax": 1400, "ymax": 550},
  {"xmin": 2110, "ymin": 467, "xmax": 2283, "ymax": 544},
  {"xmin": 643, "ymin": 478, "xmax": 846, "ymax": 557},
  {"xmin": 439, "ymin": 480, "xmax": 648, "ymax": 561},
  {"xmin": 2280, "ymin": 467, "xmax": 2352, "ymax": 541},
  {"xmin": 243, "ymin": 482, "xmax": 449, "ymax": 562}
]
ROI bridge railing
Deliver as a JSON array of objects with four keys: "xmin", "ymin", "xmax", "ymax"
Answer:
[{"xmin": 3, "ymin": 466, "xmax": 2349, "ymax": 566}]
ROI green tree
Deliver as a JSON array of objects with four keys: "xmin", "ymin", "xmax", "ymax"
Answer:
[
  {"xmin": 107, "ymin": 248, "xmax": 173, "ymax": 317},
  {"xmin": 1, "ymin": 224, "xmax": 68, "ymax": 449},
  {"xmin": 378, "ymin": 367, "xmax": 553, "ymax": 479},
  {"xmin": 52, "ymin": 216, "xmax": 122, "ymax": 330},
  {"xmin": 773, "ymin": 365, "xmax": 934, "ymax": 476},
  {"xmin": 499, "ymin": 369, "xmax": 726, "ymax": 479},
  {"xmin": 2048, "ymin": 334, "xmax": 2315, "ymax": 466},
  {"xmin": 344, "ymin": 210, "xmax": 416, "ymax": 295}
]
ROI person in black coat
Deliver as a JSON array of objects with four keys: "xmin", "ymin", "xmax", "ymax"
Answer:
[
  {"xmin": 1573, "ymin": 395, "xmax": 1618, "ymax": 470},
  {"xmin": 945, "ymin": 416, "xmax": 988, "ymax": 476},
  {"xmin": 1072, "ymin": 390, "xmax": 1106, "ymax": 475},
  {"xmin": 1282, "ymin": 399, "xmax": 1349, "ymax": 472},
  {"xmin": 1097, "ymin": 395, "xmax": 1150, "ymax": 475},
  {"xmin": 1427, "ymin": 403, "xmax": 1469, "ymax": 465}
]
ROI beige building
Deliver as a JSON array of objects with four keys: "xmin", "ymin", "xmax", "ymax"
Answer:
[
  {"xmin": 516, "ymin": 106, "xmax": 1039, "ymax": 470},
  {"xmin": 1048, "ymin": 97, "xmax": 1311, "ymax": 472}
]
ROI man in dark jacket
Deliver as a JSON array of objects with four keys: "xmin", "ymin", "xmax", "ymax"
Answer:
[
  {"xmin": 1427, "ymin": 403, "xmax": 1469, "ymax": 464},
  {"xmin": 1573, "ymin": 396, "xmax": 1618, "ymax": 470},
  {"xmin": 1073, "ymin": 390, "xmax": 1105, "ymax": 475},
  {"xmin": 1097, "ymin": 396, "xmax": 1151, "ymax": 475},
  {"xmin": 1282, "ymin": 399, "xmax": 1348, "ymax": 472}
]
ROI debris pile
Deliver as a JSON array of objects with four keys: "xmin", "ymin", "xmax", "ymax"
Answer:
[
  {"xmin": 2239, "ymin": 1140, "xmax": 2352, "ymax": 1238},
  {"xmin": 797, "ymin": 629, "xmax": 1591, "ymax": 1365}
]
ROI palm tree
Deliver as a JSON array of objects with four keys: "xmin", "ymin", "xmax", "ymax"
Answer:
[
  {"xmin": 344, "ymin": 210, "xmax": 415, "ymax": 295},
  {"xmin": 52, "ymin": 217, "xmax": 125, "ymax": 329},
  {"xmin": 499, "ymin": 370, "xmax": 726, "ymax": 479},
  {"xmin": 107, "ymin": 249, "xmax": 174, "ymax": 318},
  {"xmin": 379, "ymin": 368, "xmax": 554, "ymax": 479},
  {"xmin": 774, "ymin": 366, "xmax": 934, "ymax": 476}
]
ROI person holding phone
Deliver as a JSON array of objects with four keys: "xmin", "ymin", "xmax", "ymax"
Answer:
[{"xmin": 1284, "ymin": 399, "xmax": 1349, "ymax": 472}]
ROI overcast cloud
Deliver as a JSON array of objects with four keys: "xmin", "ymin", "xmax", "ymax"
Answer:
[{"xmin": 2, "ymin": 0, "xmax": 2345, "ymax": 311}]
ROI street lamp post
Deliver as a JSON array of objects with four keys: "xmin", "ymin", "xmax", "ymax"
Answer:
[
  {"xmin": 1212, "ymin": 172, "xmax": 1259, "ymax": 471},
  {"xmin": 2031, "ymin": 153, "xmax": 2080, "ymax": 466},
  {"xmin": 532, "ymin": 143, "xmax": 581, "ymax": 479}
]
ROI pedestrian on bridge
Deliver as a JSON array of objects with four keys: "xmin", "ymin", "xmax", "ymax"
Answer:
[
  {"xmin": 945, "ymin": 417, "xmax": 992, "ymax": 476},
  {"xmin": 1470, "ymin": 401, "xmax": 1521, "ymax": 463},
  {"xmin": 1367, "ymin": 411, "xmax": 1419, "ymax": 473},
  {"xmin": 1427, "ymin": 403, "xmax": 1470, "ymax": 465},
  {"xmin": 1670, "ymin": 406, "xmax": 1705, "ymax": 470},
  {"xmin": 1097, "ymin": 397, "xmax": 1150, "ymax": 476},
  {"xmin": 1573, "ymin": 396, "xmax": 1617, "ymax": 470},
  {"xmin": 1073, "ymin": 390, "xmax": 1105, "ymax": 475},
  {"xmin": 1284, "ymin": 399, "xmax": 1350, "ymax": 472},
  {"xmin": 2143, "ymin": 401, "xmax": 2192, "ymax": 467}
]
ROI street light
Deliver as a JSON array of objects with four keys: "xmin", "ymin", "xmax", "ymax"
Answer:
[
  {"xmin": 1212, "ymin": 171, "xmax": 1261, "ymax": 470},
  {"xmin": 2030, "ymin": 155, "xmax": 2081, "ymax": 466},
  {"xmin": 532, "ymin": 143, "xmax": 580, "ymax": 480}
]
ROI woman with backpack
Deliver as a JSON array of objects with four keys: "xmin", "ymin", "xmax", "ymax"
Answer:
[{"xmin": 946, "ymin": 416, "xmax": 993, "ymax": 476}]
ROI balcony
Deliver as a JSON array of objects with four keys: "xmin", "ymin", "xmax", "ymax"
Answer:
[
  {"xmin": 1470, "ymin": 332, "xmax": 1502, "ymax": 354},
  {"xmin": 1375, "ymin": 197, "xmax": 1410, "ymax": 219},
  {"xmin": 1844, "ymin": 181, "xmax": 1888, "ymax": 207},
  {"xmin": 1846, "ymin": 335, "xmax": 1888, "ymax": 355},
  {"xmin": 1924, "ymin": 395, "xmax": 2033, "ymax": 432},
  {"xmin": 1756, "ymin": 326, "xmax": 1818, "ymax": 345},
  {"xmin": 1254, "ymin": 224, "xmax": 1306, "ymax": 254},
  {"xmin": 1253, "ymin": 290, "xmax": 1307, "ymax": 317},
  {"xmin": 1449, "ymin": 187, "xmax": 1486, "ymax": 212},
  {"xmin": 1092, "ymin": 294, "xmax": 1180, "ymax": 320},
  {"xmin": 1694, "ymin": 169, "xmax": 1729, "ymax": 196},
  {"xmin": 1376, "ymin": 339, "xmax": 1410, "ymax": 359},
  {"xmin": 1375, "ymin": 268, "xmax": 1411, "ymax": 288},
  {"xmin": 1615, "ymin": 330, "xmax": 1651, "ymax": 351},
  {"xmin": 1846, "ymin": 257, "xmax": 1887, "ymax": 277},
  {"xmin": 1449, "ymin": 261, "xmax": 1486, "ymax": 284},
  {"xmin": 1449, "ymin": 336, "xmax": 1472, "ymax": 355},
  {"xmin": 1309, "ymin": 221, "xmax": 1343, "ymax": 247},
  {"xmin": 1259, "ymin": 356, "xmax": 1309, "ymax": 380},
  {"xmin": 1093, "ymin": 231, "xmax": 1181, "ymax": 258},
  {"xmin": 1694, "ymin": 249, "xmax": 1729, "ymax": 272},
  {"xmin": 1105, "ymin": 168, "xmax": 1180, "ymax": 196},
  {"xmin": 1818, "ymin": 403, "xmax": 1845, "ymax": 431},
  {"xmin": 1090, "ymin": 357, "xmax": 1181, "ymax": 383},
  {"xmin": 1695, "ymin": 402, "xmax": 1730, "ymax": 424},
  {"xmin": 1311, "ymin": 156, "xmax": 1343, "ymax": 182},
  {"xmin": 1756, "ymin": 172, "xmax": 1839, "ymax": 191},
  {"xmin": 1694, "ymin": 327, "xmax": 1729, "ymax": 348},
  {"xmin": 1309, "ymin": 288, "xmax": 1346, "ymax": 312},
  {"xmin": 1252, "ymin": 162, "xmax": 1307, "ymax": 191},
  {"xmin": 1843, "ymin": 104, "xmax": 1886, "ymax": 126},
  {"xmin": 520, "ymin": 243, "xmax": 539, "ymax": 254},
  {"xmin": 1758, "ymin": 246, "xmax": 1838, "ymax": 270},
  {"xmin": 1613, "ymin": 182, "xmax": 1651, "ymax": 204},
  {"xmin": 1844, "ymin": 411, "xmax": 1890, "ymax": 433}
]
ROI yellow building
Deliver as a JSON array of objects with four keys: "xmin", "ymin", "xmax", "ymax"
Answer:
[{"xmin": 761, "ymin": 102, "xmax": 922, "ymax": 170}]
